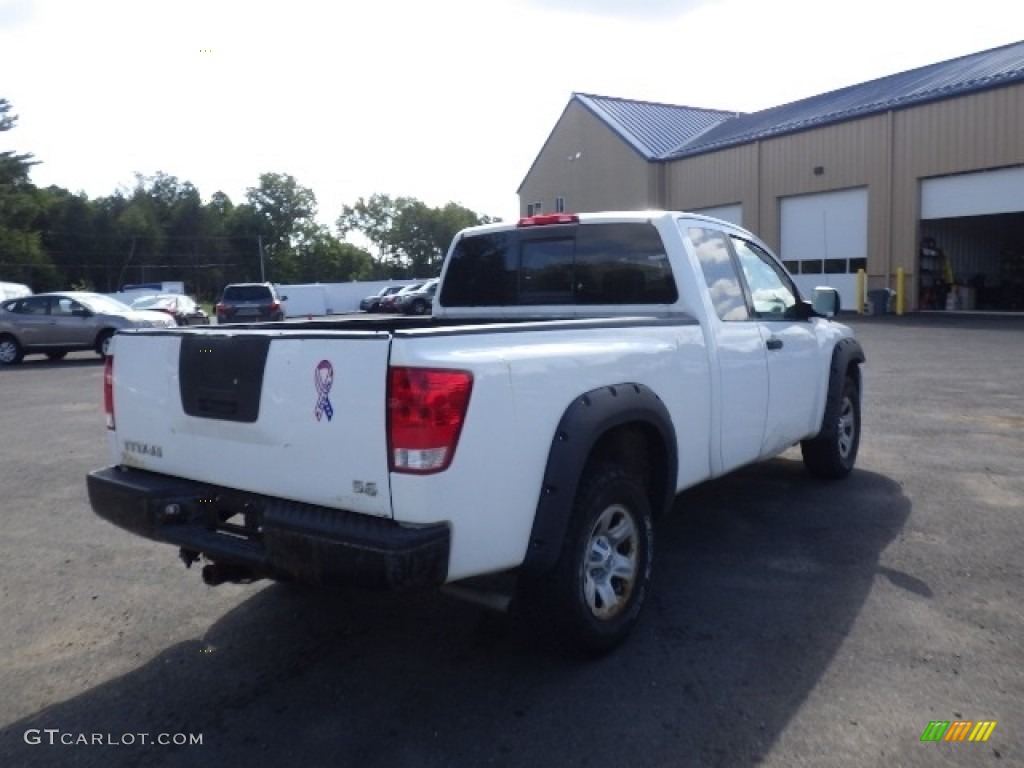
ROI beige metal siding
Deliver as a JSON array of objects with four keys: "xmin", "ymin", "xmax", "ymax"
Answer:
[
  {"xmin": 518, "ymin": 101, "xmax": 655, "ymax": 215},
  {"xmin": 669, "ymin": 116, "xmax": 892, "ymax": 288},
  {"xmin": 666, "ymin": 145, "xmax": 758, "ymax": 228}
]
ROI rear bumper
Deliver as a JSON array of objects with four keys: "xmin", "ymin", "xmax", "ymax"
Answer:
[{"xmin": 86, "ymin": 466, "xmax": 450, "ymax": 589}]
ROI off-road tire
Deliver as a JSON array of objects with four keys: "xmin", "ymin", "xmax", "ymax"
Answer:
[
  {"xmin": 522, "ymin": 463, "xmax": 653, "ymax": 655},
  {"xmin": 801, "ymin": 373, "xmax": 860, "ymax": 479}
]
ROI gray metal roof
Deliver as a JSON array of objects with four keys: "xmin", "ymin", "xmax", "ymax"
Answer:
[
  {"xmin": 666, "ymin": 40, "xmax": 1024, "ymax": 159},
  {"xmin": 573, "ymin": 41, "xmax": 1024, "ymax": 163},
  {"xmin": 573, "ymin": 93, "xmax": 738, "ymax": 160}
]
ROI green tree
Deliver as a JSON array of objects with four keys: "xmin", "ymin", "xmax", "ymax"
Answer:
[
  {"xmin": 246, "ymin": 172, "xmax": 318, "ymax": 281},
  {"xmin": 0, "ymin": 98, "xmax": 55, "ymax": 288},
  {"xmin": 34, "ymin": 186, "xmax": 101, "ymax": 290},
  {"xmin": 292, "ymin": 224, "xmax": 374, "ymax": 284},
  {"xmin": 336, "ymin": 193, "xmax": 412, "ymax": 277},
  {"xmin": 391, "ymin": 200, "xmax": 496, "ymax": 276},
  {"xmin": 338, "ymin": 194, "xmax": 497, "ymax": 278}
]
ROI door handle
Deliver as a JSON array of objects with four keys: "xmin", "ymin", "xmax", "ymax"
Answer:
[{"xmin": 766, "ymin": 337, "xmax": 784, "ymax": 351}]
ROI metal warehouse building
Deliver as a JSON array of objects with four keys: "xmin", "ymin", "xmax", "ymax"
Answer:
[{"xmin": 518, "ymin": 40, "xmax": 1024, "ymax": 312}]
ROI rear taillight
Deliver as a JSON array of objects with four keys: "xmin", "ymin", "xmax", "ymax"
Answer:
[
  {"xmin": 103, "ymin": 355, "xmax": 115, "ymax": 430},
  {"xmin": 388, "ymin": 367, "xmax": 473, "ymax": 474},
  {"xmin": 215, "ymin": 302, "xmax": 226, "ymax": 313},
  {"xmin": 269, "ymin": 301, "xmax": 281, "ymax": 312}
]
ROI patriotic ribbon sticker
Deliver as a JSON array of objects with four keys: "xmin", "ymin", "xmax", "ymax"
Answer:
[{"xmin": 314, "ymin": 360, "xmax": 334, "ymax": 422}]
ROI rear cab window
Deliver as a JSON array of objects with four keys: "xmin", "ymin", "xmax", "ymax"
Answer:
[
  {"xmin": 223, "ymin": 285, "xmax": 273, "ymax": 301},
  {"xmin": 439, "ymin": 222, "xmax": 677, "ymax": 308}
]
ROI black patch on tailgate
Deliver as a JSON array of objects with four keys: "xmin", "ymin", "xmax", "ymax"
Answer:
[{"xmin": 179, "ymin": 334, "xmax": 271, "ymax": 422}]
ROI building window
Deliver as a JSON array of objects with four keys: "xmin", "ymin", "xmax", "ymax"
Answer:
[
  {"xmin": 526, "ymin": 201, "xmax": 543, "ymax": 216},
  {"xmin": 555, "ymin": 196, "xmax": 565, "ymax": 213}
]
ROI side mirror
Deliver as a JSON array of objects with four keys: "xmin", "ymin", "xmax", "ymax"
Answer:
[
  {"xmin": 812, "ymin": 287, "xmax": 841, "ymax": 318},
  {"xmin": 72, "ymin": 308, "xmax": 92, "ymax": 318}
]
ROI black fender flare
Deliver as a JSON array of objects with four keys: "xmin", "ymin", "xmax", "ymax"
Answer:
[
  {"xmin": 815, "ymin": 337, "xmax": 866, "ymax": 437},
  {"xmin": 522, "ymin": 383, "xmax": 678, "ymax": 574}
]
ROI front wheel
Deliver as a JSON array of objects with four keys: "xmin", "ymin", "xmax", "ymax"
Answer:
[
  {"xmin": 801, "ymin": 373, "xmax": 860, "ymax": 479},
  {"xmin": 0, "ymin": 335, "xmax": 24, "ymax": 365},
  {"xmin": 522, "ymin": 463, "xmax": 653, "ymax": 654}
]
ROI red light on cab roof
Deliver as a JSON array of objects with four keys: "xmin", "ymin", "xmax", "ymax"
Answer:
[{"xmin": 517, "ymin": 213, "xmax": 579, "ymax": 227}]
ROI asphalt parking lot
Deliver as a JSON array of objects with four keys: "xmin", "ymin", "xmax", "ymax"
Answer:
[{"xmin": 0, "ymin": 313, "xmax": 1021, "ymax": 767}]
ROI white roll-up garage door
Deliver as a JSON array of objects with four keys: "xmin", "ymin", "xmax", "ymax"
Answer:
[
  {"xmin": 921, "ymin": 166, "xmax": 1024, "ymax": 219},
  {"xmin": 691, "ymin": 203, "xmax": 742, "ymax": 227},
  {"xmin": 780, "ymin": 187, "xmax": 868, "ymax": 310}
]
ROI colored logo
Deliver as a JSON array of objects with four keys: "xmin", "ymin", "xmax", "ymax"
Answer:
[
  {"xmin": 314, "ymin": 360, "xmax": 334, "ymax": 422},
  {"xmin": 920, "ymin": 720, "xmax": 997, "ymax": 742}
]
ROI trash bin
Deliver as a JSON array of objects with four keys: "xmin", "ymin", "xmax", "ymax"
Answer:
[{"xmin": 867, "ymin": 289, "xmax": 890, "ymax": 316}]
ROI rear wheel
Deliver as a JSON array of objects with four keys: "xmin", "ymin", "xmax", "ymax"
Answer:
[
  {"xmin": 0, "ymin": 335, "xmax": 24, "ymax": 365},
  {"xmin": 95, "ymin": 330, "xmax": 115, "ymax": 358},
  {"xmin": 411, "ymin": 299, "xmax": 429, "ymax": 315},
  {"xmin": 522, "ymin": 463, "xmax": 653, "ymax": 654},
  {"xmin": 801, "ymin": 373, "xmax": 860, "ymax": 479}
]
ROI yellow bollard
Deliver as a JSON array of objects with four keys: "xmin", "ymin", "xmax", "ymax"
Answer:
[
  {"xmin": 896, "ymin": 267, "xmax": 905, "ymax": 315},
  {"xmin": 856, "ymin": 269, "xmax": 866, "ymax": 314}
]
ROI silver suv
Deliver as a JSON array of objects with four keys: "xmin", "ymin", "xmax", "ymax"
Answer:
[
  {"xmin": 215, "ymin": 283, "xmax": 287, "ymax": 324},
  {"xmin": 0, "ymin": 291, "xmax": 176, "ymax": 364}
]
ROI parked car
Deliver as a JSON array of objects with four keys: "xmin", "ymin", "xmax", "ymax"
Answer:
[
  {"xmin": 359, "ymin": 284, "xmax": 406, "ymax": 313},
  {"xmin": 395, "ymin": 278, "xmax": 439, "ymax": 315},
  {"xmin": 131, "ymin": 294, "xmax": 210, "ymax": 326},
  {"xmin": 378, "ymin": 282, "xmax": 424, "ymax": 313},
  {"xmin": 0, "ymin": 291, "xmax": 176, "ymax": 364},
  {"xmin": 215, "ymin": 283, "xmax": 287, "ymax": 324}
]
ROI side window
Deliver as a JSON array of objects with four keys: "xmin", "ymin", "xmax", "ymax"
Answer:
[
  {"xmin": 17, "ymin": 296, "xmax": 50, "ymax": 315},
  {"xmin": 575, "ymin": 223, "xmax": 677, "ymax": 305},
  {"xmin": 688, "ymin": 226, "xmax": 749, "ymax": 321},
  {"xmin": 730, "ymin": 237, "xmax": 798, "ymax": 318},
  {"xmin": 52, "ymin": 297, "xmax": 78, "ymax": 316}
]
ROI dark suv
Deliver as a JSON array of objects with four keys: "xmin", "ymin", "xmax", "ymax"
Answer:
[{"xmin": 215, "ymin": 283, "xmax": 287, "ymax": 324}]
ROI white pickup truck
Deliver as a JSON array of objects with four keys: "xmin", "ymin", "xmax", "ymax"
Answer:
[{"xmin": 87, "ymin": 211, "xmax": 865, "ymax": 652}]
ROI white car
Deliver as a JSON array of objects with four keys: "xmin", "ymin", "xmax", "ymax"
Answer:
[{"xmin": 0, "ymin": 281, "xmax": 32, "ymax": 301}]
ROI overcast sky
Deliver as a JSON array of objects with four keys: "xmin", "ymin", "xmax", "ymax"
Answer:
[{"xmin": 1, "ymin": 0, "xmax": 1021, "ymax": 226}]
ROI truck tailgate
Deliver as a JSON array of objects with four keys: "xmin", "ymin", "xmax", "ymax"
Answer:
[{"xmin": 110, "ymin": 329, "xmax": 393, "ymax": 518}]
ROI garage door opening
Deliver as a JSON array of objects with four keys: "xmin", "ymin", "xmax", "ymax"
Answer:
[
  {"xmin": 920, "ymin": 167, "xmax": 1024, "ymax": 311},
  {"xmin": 918, "ymin": 213, "xmax": 1024, "ymax": 311}
]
